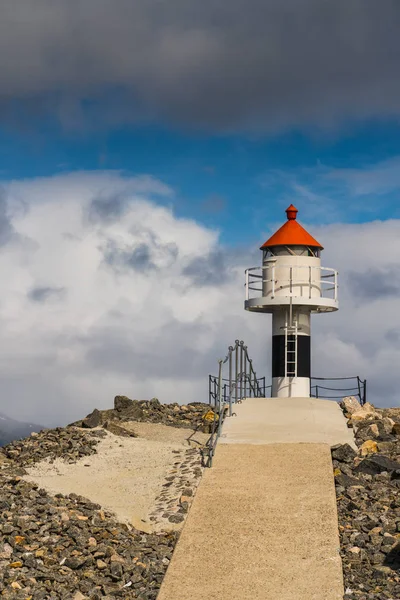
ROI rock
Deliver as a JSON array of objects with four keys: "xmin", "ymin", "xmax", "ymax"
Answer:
[
  {"xmin": 103, "ymin": 421, "xmax": 137, "ymax": 437},
  {"xmin": 342, "ymin": 396, "xmax": 362, "ymax": 415},
  {"xmin": 335, "ymin": 473, "xmax": 361, "ymax": 488},
  {"xmin": 114, "ymin": 395, "xmax": 133, "ymax": 411},
  {"xmin": 331, "ymin": 443, "xmax": 357, "ymax": 463},
  {"xmin": 110, "ymin": 561, "xmax": 123, "ymax": 580},
  {"xmin": 82, "ymin": 409, "xmax": 102, "ymax": 429},
  {"xmin": 382, "ymin": 417, "xmax": 396, "ymax": 434},
  {"xmin": 360, "ymin": 440, "xmax": 379, "ymax": 456},
  {"xmin": 351, "ymin": 409, "xmax": 380, "ymax": 422},
  {"xmin": 355, "ymin": 454, "xmax": 400, "ymax": 475}
]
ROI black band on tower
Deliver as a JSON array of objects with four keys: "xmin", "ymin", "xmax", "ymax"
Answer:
[{"xmin": 272, "ymin": 335, "xmax": 311, "ymax": 378}]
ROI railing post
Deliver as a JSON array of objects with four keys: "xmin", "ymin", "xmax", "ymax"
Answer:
[
  {"xmin": 357, "ymin": 377, "xmax": 362, "ymax": 405},
  {"xmin": 228, "ymin": 347, "xmax": 233, "ymax": 416},
  {"xmin": 363, "ymin": 379, "xmax": 367, "ymax": 405},
  {"xmin": 243, "ymin": 346, "xmax": 248, "ymax": 400},
  {"xmin": 316, "ymin": 385, "xmax": 319, "ymax": 398},
  {"xmin": 245, "ymin": 270, "xmax": 249, "ymax": 301},
  {"xmin": 235, "ymin": 341, "xmax": 239, "ymax": 405},
  {"xmin": 239, "ymin": 342, "xmax": 244, "ymax": 400}
]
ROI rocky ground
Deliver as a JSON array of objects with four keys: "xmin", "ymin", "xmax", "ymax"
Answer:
[
  {"xmin": 334, "ymin": 398, "xmax": 400, "ymax": 599},
  {"xmin": 72, "ymin": 396, "xmax": 212, "ymax": 433},
  {"xmin": 0, "ymin": 396, "xmax": 213, "ymax": 599}
]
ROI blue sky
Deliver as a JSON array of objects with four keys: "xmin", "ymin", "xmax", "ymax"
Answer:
[{"xmin": 2, "ymin": 118, "xmax": 400, "ymax": 248}]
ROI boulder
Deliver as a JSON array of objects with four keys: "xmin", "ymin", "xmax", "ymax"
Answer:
[
  {"xmin": 82, "ymin": 409, "xmax": 102, "ymax": 429},
  {"xmin": 351, "ymin": 408, "xmax": 381, "ymax": 422},
  {"xmin": 342, "ymin": 396, "xmax": 362, "ymax": 415},
  {"xmin": 355, "ymin": 454, "xmax": 400, "ymax": 476},
  {"xmin": 331, "ymin": 443, "xmax": 357, "ymax": 463},
  {"xmin": 114, "ymin": 396, "xmax": 134, "ymax": 411}
]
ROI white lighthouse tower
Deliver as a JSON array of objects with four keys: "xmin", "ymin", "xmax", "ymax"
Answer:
[{"xmin": 245, "ymin": 205, "xmax": 338, "ymax": 398}]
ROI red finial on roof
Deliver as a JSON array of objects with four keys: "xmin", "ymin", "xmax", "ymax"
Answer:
[
  {"xmin": 286, "ymin": 204, "xmax": 298, "ymax": 220},
  {"xmin": 260, "ymin": 205, "xmax": 323, "ymax": 250}
]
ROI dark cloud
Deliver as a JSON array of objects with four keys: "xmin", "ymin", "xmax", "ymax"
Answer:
[
  {"xmin": 28, "ymin": 286, "xmax": 66, "ymax": 303},
  {"xmin": 103, "ymin": 240, "xmax": 179, "ymax": 272},
  {"xmin": 347, "ymin": 268, "xmax": 400, "ymax": 301},
  {"xmin": 183, "ymin": 251, "xmax": 231, "ymax": 286},
  {"xmin": 88, "ymin": 193, "xmax": 132, "ymax": 223},
  {"xmin": 0, "ymin": 1, "xmax": 400, "ymax": 132}
]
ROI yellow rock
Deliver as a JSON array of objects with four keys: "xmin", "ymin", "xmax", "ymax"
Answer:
[
  {"xmin": 203, "ymin": 410, "xmax": 218, "ymax": 423},
  {"xmin": 14, "ymin": 536, "xmax": 25, "ymax": 545},
  {"xmin": 10, "ymin": 582, "xmax": 22, "ymax": 590},
  {"xmin": 9, "ymin": 561, "xmax": 23, "ymax": 568},
  {"xmin": 351, "ymin": 410, "xmax": 379, "ymax": 421},
  {"xmin": 361, "ymin": 440, "xmax": 378, "ymax": 456},
  {"xmin": 333, "ymin": 468, "xmax": 341, "ymax": 477}
]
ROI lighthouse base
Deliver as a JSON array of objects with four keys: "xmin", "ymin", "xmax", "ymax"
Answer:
[{"xmin": 272, "ymin": 376, "xmax": 310, "ymax": 398}]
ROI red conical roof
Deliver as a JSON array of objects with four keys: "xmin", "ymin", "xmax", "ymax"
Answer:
[{"xmin": 260, "ymin": 205, "xmax": 323, "ymax": 250}]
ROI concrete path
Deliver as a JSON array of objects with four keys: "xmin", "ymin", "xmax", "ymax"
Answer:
[
  {"xmin": 221, "ymin": 396, "xmax": 356, "ymax": 447},
  {"xmin": 158, "ymin": 398, "xmax": 349, "ymax": 600}
]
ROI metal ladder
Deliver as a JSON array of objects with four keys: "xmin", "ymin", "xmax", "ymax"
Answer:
[{"xmin": 284, "ymin": 319, "xmax": 298, "ymax": 378}]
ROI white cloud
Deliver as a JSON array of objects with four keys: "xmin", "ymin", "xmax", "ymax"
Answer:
[
  {"xmin": 0, "ymin": 171, "xmax": 399, "ymax": 426},
  {"xmin": 0, "ymin": 172, "xmax": 264, "ymax": 425}
]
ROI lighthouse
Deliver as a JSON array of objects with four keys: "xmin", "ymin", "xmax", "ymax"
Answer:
[{"xmin": 245, "ymin": 205, "xmax": 338, "ymax": 398}]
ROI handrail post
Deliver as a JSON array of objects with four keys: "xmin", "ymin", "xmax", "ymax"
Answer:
[
  {"xmin": 239, "ymin": 342, "xmax": 244, "ymax": 400},
  {"xmin": 245, "ymin": 269, "xmax": 249, "ymax": 301},
  {"xmin": 217, "ymin": 360, "xmax": 223, "ymax": 412},
  {"xmin": 235, "ymin": 341, "xmax": 239, "ymax": 405},
  {"xmin": 357, "ymin": 377, "xmax": 362, "ymax": 405},
  {"xmin": 363, "ymin": 379, "xmax": 367, "ymax": 405},
  {"xmin": 228, "ymin": 347, "xmax": 233, "ymax": 416},
  {"xmin": 243, "ymin": 346, "xmax": 248, "ymax": 400}
]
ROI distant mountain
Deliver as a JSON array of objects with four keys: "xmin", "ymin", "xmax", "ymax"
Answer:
[{"xmin": 0, "ymin": 411, "xmax": 44, "ymax": 447}]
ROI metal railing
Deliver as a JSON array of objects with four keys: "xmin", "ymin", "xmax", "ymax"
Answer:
[
  {"xmin": 245, "ymin": 264, "xmax": 338, "ymax": 302},
  {"xmin": 209, "ymin": 375, "xmax": 266, "ymax": 406},
  {"xmin": 206, "ymin": 340, "xmax": 266, "ymax": 467},
  {"xmin": 310, "ymin": 376, "xmax": 367, "ymax": 405}
]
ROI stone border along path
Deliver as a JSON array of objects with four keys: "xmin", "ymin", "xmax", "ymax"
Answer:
[{"xmin": 148, "ymin": 447, "xmax": 203, "ymax": 530}]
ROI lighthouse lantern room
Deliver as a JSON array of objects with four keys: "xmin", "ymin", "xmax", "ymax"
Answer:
[{"xmin": 245, "ymin": 205, "xmax": 338, "ymax": 398}]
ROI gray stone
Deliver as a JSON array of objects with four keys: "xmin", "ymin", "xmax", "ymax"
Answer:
[
  {"xmin": 114, "ymin": 395, "xmax": 133, "ymax": 411},
  {"xmin": 82, "ymin": 409, "xmax": 102, "ymax": 429}
]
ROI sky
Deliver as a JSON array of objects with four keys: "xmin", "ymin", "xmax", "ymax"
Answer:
[{"xmin": 0, "ymin": 1, "xmax": 400, "ymax": 425}]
